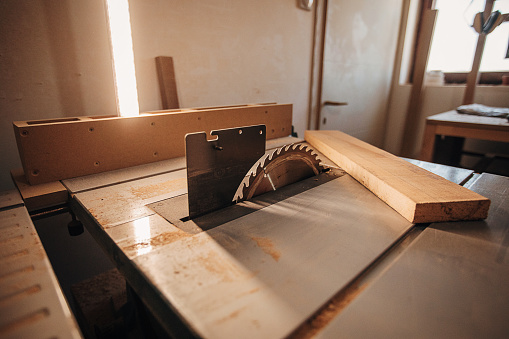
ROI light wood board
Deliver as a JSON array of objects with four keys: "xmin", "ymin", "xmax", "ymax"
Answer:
[
  {"xmin": 305, "ymin": 130, "xmax": 490, "ymax": 223},
  {"xmin": 13, "ymin": 103, "xmax": 292, "ymax": 185},
  {"xmin": 155, "ymin": 56, "xmax": 179, "ymax": 109}
]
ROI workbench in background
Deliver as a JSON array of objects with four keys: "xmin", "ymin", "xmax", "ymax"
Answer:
[{"xmin": 420, "ymin": 110, "xmax": 509, "ymax": 171}]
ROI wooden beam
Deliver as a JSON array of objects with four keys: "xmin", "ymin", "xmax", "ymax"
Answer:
[
  {"xmin": 463, "ymin": 0, "xmax": 495, "ymax": 105},
  {"xmin": 155, "ymin": 56, "xmax": 180, "ymax": 109},
  {"xmin": 13, "ymin": 104, "xmax": 292, "ymax": 185},
  {"xmin": 400, "ymin": 9, "xmax": 437, "ymax": 157},
  {"xmin": 310, "ymin": 0, "xmax": 328, "ymax": 130},
  {"xmin": 305, "ymin": 130, "xmax": 490, "ymax": 223}
]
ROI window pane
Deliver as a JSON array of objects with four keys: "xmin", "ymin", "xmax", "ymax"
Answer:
[{"xmin": 427, "ymin": 0, "xmax": 509, "ymax": 72}]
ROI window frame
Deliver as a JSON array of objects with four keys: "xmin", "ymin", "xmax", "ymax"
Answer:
[{"xmin": 413, "ymin": 0, "xmax": 509, "ymax": 85}]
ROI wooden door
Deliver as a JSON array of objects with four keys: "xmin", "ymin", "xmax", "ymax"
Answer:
[{"xmin": 319, "ymin": 0, "xmax": 402, "ymax": 147}]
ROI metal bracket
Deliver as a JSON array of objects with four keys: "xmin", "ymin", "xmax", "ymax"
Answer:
[{"xmin": 186, "ymin": 125, "xmax": 266, "ymax": 219}]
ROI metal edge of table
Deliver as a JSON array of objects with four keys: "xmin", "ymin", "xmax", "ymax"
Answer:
[
  {"xmin": 0, "ymin": 190, "xmax": 82, "ymax": 339},
  {"xmin": 68, "ymin": 196, "xmax": 198, "ymax": 338}
]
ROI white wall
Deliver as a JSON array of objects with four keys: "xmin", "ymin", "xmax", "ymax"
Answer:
[
  {"xmin": 0, "ymin": 0, "xmax": 116, "ymax": 190},
  {"xmin": 0, "ymin": 0, "xmax": 315, "ymax": 191},
  {"xmin": 129, "ymin": 0, "xmax": 315, "ymax": 137}
]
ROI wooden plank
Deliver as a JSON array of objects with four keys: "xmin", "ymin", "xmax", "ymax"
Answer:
[
  {"xmin": 419, "ymin": 121, "xmax": 437, "ymax": 161},
  {"xmin": 10, "ymin": 168, "xmax": 68, "ymax": 212},
  {"xmin": 400, "ymin": 9, "xmax": 437, "ymax": 157},
  {"xmin": 305, "ymin": 130, "xmax": 490, "ymax": 223},
  {"xmin": 13, "ymin": 103, "xmax": 292, "ymax": 185},
  {"xmin": 155, "ymin": 56, "xmax": 179, "ymax": 109},
  {"xmin": 435, "ymin": 125, "xmax": 509, "ymax": 143}
]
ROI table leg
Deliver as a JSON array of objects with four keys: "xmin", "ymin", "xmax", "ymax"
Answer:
[{"xmin": 419, "ymin": 122, "xmax": 437, "ymax": 162}]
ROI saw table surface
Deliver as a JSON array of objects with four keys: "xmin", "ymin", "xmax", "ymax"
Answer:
[{"xmin": 58, "ymin": 137, "xmax": 508, "ymax": 338}]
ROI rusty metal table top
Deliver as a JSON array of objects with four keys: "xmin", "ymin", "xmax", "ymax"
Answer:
[{"xmin": 63, "ymin": 137, "xmax": 508, "ymax": 338}]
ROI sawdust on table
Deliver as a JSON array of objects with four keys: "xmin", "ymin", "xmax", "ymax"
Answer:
[
  {"xmin": 128, "ymin": 178, "xmax": 187, "ymax": 200},
  {"xmin": 250, "ymin": 236, "xmax": 281, "ymax": 262},
  {"xmin": 123, "ymin": 230, "xmax": 191, "ymax": 256},
  {"xmin": 215, "ymin": 306, "xmax": 248, "ymax": 324}
]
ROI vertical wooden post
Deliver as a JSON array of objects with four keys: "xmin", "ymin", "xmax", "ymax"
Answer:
[
  {"xmin": 462, "ymin": 0, "xmax": 494, "ymax": 105},
  {"xmin": 311, "ymin": 0, "xmax": 328, "ymax": 131},
  {"xmin": 400, "ymin": 9, "xmax": 437, "ymax": 157},
  {"xmin": 156, "ymin": 56, "xmax": 180, "ymax": 109}
]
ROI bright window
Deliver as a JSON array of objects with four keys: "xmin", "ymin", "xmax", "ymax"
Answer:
[{"xmin": 427, "ymin": 0, "xmax": 509, "ymax": 72}]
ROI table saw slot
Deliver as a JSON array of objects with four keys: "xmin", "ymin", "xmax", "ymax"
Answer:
[
  {"xmin": 147, "ymin": 169, "xmax": 344, "ymax": 234},
  {"xmin": 25, "ymin": 117, "xmax": 81, "ymax": 125}
]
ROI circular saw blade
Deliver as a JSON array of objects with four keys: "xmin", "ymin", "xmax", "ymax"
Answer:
[{"xmin": 233, "ymin": 143, "xmax": 325, "ymax": 202}]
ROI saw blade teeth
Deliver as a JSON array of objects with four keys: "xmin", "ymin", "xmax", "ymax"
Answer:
[
  {"xmin": 234, "ymin": 142, "xmax": 329, "ymax": 203},
  {"xmin": 264, "ymin": 151, "xmax": 273, "ymax": 165}
]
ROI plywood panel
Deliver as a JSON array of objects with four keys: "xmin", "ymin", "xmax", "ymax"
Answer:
[
  {"xmin": 305, "ymin": 130, "xmax": 490, "ymax": 223},
  {"xmin": 14, "ymin": 104, "xmax": 292, "ymax": 185},
  {"xmin": 10, "ymin": 168, "xmax": 68, "ymax": 212}
]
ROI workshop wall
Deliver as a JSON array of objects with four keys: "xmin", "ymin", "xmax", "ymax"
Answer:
[
  {"xmin": 0, "ymin": 0, "xmax": 116, "ymax": 191},
  {"xmin": 128, "ymin": 0, "xmax": 314, "ymax": 137}
]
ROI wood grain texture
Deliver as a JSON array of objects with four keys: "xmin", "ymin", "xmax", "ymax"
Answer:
[
  {"xmin": 155, "ymin": 56, "xmax": 179, "ymax": 109},
  {"xmin": 13, "ymin": 104, "xmax": 292, "ymax": 185},
  {"xmin": 305, "ymin": 130, "xmax": 490, "ymax": 223}
]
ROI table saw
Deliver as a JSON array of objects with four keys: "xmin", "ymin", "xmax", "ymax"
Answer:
[{"xmin": 9, "ymin": 103, "xmax": 509, "ymax": 338}]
